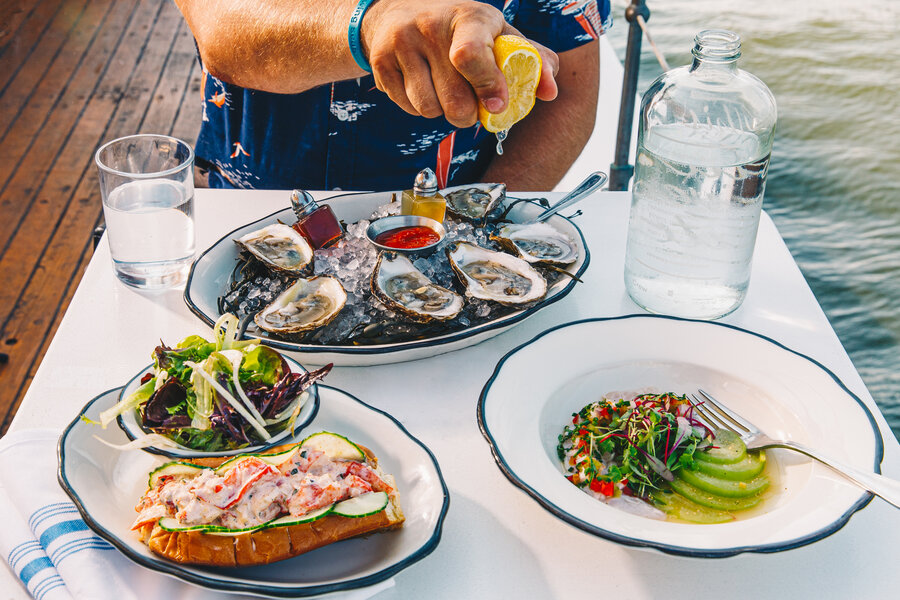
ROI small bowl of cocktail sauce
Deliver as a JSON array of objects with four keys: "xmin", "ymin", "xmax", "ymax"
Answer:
[{"xmin": 366, "ymin": 215, "xmax": 446, "ymax": 256}]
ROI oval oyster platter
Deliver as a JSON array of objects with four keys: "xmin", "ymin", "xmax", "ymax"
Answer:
[{"xmin": 184, "ymin": 187, "xmax": 590, "ymax": 366}]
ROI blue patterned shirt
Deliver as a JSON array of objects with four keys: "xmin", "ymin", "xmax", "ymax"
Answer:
[{"xmin": 196, "ymin": 0, "xmax": 612, "ymax": 190}]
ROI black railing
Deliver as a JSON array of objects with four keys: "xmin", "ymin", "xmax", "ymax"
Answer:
[{"xmin": 609, "ymin": 0, "xmax": 651, "ymax": 191}]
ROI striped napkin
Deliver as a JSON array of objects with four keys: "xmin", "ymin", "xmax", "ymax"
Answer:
[{"xmin": 0, "ymin": 429, "xmax": 394, "ymax": 600}]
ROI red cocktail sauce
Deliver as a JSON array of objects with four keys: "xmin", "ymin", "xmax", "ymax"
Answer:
[{"xmin": 374, "ymin": 226, "xmax": 440, "ymax": 249}]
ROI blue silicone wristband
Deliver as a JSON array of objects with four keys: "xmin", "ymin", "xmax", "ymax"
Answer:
[{"xmin": 348, "ymin": 0, "xmax": 378, "ymax": 73}]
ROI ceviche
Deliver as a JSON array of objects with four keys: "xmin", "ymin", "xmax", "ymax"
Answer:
[{"xmin": 558, "ymin": 392, "xmax": 771, "ymax": 523}]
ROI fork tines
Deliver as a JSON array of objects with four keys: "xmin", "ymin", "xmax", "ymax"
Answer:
[{"xmin": 691, "ymin": 389, "xmax": 755, "ymax": 435}]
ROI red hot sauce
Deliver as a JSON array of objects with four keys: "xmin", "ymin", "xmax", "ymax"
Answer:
[{"xmin": 374, "ymin": 226, "xmax": 440, "ymax": 249}]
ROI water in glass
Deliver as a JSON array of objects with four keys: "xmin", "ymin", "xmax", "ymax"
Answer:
[{"xmin": 103, "ymin": 179, "xmax": 195, "ymax": 288}]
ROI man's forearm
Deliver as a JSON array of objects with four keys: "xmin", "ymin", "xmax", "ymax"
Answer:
[
  {"xmin": 176, "ymin": 0, "xmax": 560, "ymax": 127},
  {"xmin": 176, "ymin": 0, "xmax": 364, "ymax": 93},
  {"xmin": 480, "ymin": 41, "xmax": 599, "ymax": 191}
]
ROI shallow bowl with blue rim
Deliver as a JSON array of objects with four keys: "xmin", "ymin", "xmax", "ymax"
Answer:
[
  {"xmin": 478, "ymin": 315, "xmax": 882, "ymax": 557},
  {"xmin": 116, "ymin": 353, "xmax": 320, "ymax": 459}
]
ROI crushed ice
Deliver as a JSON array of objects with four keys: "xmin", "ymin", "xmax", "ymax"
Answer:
[{"xmin": 222, "ymin": 201, "xmax": 555, "ymax": 345}]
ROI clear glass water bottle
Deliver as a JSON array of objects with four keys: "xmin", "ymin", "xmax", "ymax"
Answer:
[{"xmin": 623, "ymin": 30, "xmax": 777, "ymax": 319}]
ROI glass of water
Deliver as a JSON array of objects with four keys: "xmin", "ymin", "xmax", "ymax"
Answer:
[{"xmin": 95, "ymin": 134, "xmax": 196, "ymax": 289}]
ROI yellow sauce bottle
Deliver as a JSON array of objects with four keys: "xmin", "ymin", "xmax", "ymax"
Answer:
[{"xmin": 401, "ymin": 168, "xmax": 446, "ymax": 222}]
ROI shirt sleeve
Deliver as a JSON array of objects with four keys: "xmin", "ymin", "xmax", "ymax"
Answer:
[{"xmin": 512, "ymin": 0, "xmax": 613, "ymax": 53}]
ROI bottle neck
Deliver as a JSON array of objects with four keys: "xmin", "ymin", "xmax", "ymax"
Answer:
[
  {"xmin": 689, "ymin": 29, "xmax": 741, "ymax": 74},
  {"xmin": 413, "ymin": 167, "xmax": 438, "ymax": 197},
  {"xmin": 291, "ymin": 189, "xmax": 319, "ymax": 219},
  {"xmin": 414, "ymin": 187, "xmax": 437, "ymax": 198}
]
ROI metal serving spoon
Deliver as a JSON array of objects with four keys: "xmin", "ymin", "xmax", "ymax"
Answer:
[{"xmin": 528, "ymin": 171, "xmax": 608, "ymax": 224}]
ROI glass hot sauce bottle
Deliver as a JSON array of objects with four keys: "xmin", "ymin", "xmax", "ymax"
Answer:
[
  {"xmin": 401, "ymin": 168, "xmax": 446, "ymax": 222},
  {"xmin": 290, "ymin": 189, "xmax": 344, "ymax": 249}
]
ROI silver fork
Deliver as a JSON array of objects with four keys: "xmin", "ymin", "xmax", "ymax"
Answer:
[{"xmin": 690, "ymin": 389, "xmax": 900, "ymax": 509}]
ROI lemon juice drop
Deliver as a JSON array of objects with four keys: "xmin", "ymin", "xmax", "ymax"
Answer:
[{"xmin": 494, "ymin": 130, "xmax": 508, "ymax": 155}]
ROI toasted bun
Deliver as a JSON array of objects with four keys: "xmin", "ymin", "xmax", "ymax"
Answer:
[{"xmin": 136, "ymin": 443, "xmax": 404, "ymax": 566}]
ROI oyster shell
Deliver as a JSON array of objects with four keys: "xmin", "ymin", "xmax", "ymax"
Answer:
[
  {"xmin": 444, "ymin": 183, "xmax": 506, "ymax": 223},
  {"xmin": 255, "ymin": 275, "xmax": 347, "ymax": 334},
  {"xmin": 446, "ymin": 242, "xmax": 547, "ymax": 305},
  {"xmin": 371, "ymin": 252, "xmax": 464, "ymax": 322},
  {"xmin": 492, "ymin": 222, "xmax": 579, "ymax": 266},
  {"xmin": 235, "ymin": 223, "xmax": 314, "ymax": 275}
]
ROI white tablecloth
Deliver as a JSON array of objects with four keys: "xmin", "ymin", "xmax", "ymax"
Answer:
[{"xmin": 5, "ymin": 190, "xmax": 900, "ymax": 598}]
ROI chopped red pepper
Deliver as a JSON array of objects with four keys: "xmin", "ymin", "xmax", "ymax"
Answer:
[
  {"xmin": 598, "ymin": 480, "xmax": 615, "ymax": 496},
  {"xmin": 588, "ymin": 479, "xmax": 615, "ymax": 497}
]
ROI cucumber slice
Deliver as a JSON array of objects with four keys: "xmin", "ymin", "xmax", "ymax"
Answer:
[
  {"xmin": 300, "ymin": 432, "xmax": 365, "ymax": 461},
  {"xmin": 157, "ymin": 517, "xmax": 266, "ymax": 536},
  {"xmin": 214, "ymin": 445, "xmax": 300, "ymax": 475},
  {"xmin": 669, "ymin": 477, "xmax": 765, "ymax": 511},
  {"xmin": 695, "ymin": 451, "xmax": 766, "ymax": 480},
  {"xmin": 148, "ymin": 462, "xmax": 205, "ymax": 488},
  {"xmin": 204, "ymin": 524, "xmax": 267, "ymax": 536},
  {"xmin": 651, "ymin": 490, "xmax": 735, "ymax": 524},
  {"xmin": 697, "ymin": 430, "xmax": 747, "ymax": 464},
  {"xmin": 156, "ymin": 517, "xmax": 210, "ymax": 532},
  {"xmin": 677, "ymin": 467, "xmax": 770, "ymax": 498},
  {"xmin": 155, "ymin": 505, "xmax": 334, "ymax": 537},
  {"xmin": 332, "ymin": 491, "xmax": 389, "ymax": 518},
  {"xmin": 263, "ymin": 504, "xmax": 334, "ymax": 529}
]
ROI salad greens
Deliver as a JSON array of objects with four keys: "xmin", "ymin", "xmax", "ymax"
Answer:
[
  {"xmin": 98, "ymin": 314, "xmax": 331, "ymax": 452},
  {"xmin": 557, "ymin": 393, "xmax": 711, "ymax": 499}
]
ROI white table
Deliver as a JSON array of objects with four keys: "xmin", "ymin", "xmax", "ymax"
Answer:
[{"xmin": 6, "ymin": 189, "xmax": 900, "ymax": 599}]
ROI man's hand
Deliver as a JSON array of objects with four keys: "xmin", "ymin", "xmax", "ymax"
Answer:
[{"xmin": 361, "ymin": 0, "xmax": 559, "ymax": 128}]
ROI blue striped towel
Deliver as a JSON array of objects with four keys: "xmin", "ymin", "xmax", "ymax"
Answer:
[
  {"xmin": 0, "ymin": 430, "xmax": 123, "ymax": 600},
  {"xmin": 0, "ymin": 429, "xmax": 394, "ymax": 600}
]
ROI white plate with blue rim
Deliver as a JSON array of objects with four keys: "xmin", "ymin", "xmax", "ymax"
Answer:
[
  {"xmin": 478, "ymin": 315, "xmax": 883, "ymax": 557},
  {"xmin": 59, "ymin": 384, "xmax": 449, "ymax": 597},
  {"xmin": 114, "ymin": 354, "xmax": 321, "ymax": 459},
  {"xmin": 183, "ymin": 188, "xmax": 590, "ymax": 366}
]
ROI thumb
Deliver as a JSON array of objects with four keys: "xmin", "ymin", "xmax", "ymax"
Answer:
[{"xmin": 449, "ymin": 22, "xmax": 508, "ymax": 114}]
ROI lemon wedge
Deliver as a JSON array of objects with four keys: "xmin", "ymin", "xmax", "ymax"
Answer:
[{"xmin": 478, "ymin": 35, "xmax": 542, "ymax": 134}]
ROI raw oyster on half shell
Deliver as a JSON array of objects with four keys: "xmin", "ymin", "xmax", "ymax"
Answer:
[
  {"xmin": 446, "ymin": 241, "xmax": 547, "ymax": 306},
  {"xmin": 492, "ymin": 221, "xmax": 579, "ymax": 267},
  {"xmin": 255, "ymin": 275, "xmax": 347, "ymax": 334},
  {"xmin": 444, "ymin": 183, "xmax": 506, "ymax": 223},
  {"xmin": 371, "ymin": 252, "xmax": 464, "ymax": 322},
  {"xmin": 235, "ymin": 223, "xmax": 314, "ymax": 275}
]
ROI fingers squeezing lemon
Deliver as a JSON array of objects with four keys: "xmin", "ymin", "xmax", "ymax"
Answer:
[{"xmin": 478, "ymin": 35, "xmax": 543, "ymax": 134}]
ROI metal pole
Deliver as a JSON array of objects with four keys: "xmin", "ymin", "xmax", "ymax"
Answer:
[{"xmin": 609, "ymin": 0, "xmax": 651, "ymax": 191}]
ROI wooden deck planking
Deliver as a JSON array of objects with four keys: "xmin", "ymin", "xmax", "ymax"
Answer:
[
  {"xmin": 0, "ymin": 0, "xmax": 90, "ymax": 139},
  {"xmin": 0, "ymin": 0, "xmax": 68, "ymax": 92},
  {"xmin": 0, "ymin": 0, "xmax": 147, "ymax": 328},
  {"xmin": 0, "ymin": 0, "xmax": 201, "ymax": 433}
]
